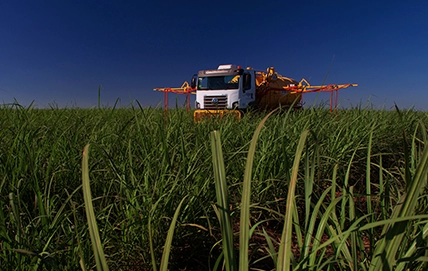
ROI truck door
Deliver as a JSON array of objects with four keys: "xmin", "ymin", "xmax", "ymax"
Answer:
[{"xmin": 239, "ymin": 72, "xmax": 256, "ymax": 109}]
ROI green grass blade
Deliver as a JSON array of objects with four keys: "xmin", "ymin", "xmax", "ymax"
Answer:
[
  {"xmin": 82, "ymin": 144, "xmax": 110, "ymax": 271},
  {"xmin": 301, "ymin": 186, "xmax": 332, "ymax": 268},
  {"xmin": 384, "ymin": 136, "xmax": 428, "ymax": 265},
  {"xmin": 277, "ymin": 129, "xmax": 310, "ymax": 271},
  {"xmin": 366, "ymin": 128, "xmax": 373, "ymax": 215},
  {"xmin": 148, "ymin": 197, "xmax": 164, "ymax": 271},
  {"xmin": 262, "ymin": 227, "xmax": 278, "ymax": 264},
  {"xmin": 159, "ymin": 196, "xmax": 188, "ymax": 271},
  {"xmin": 304, "ymin": 138, "xmax": 317, "ymax": 231},
  {"xmin": 349, "ymin": 186, "xmax": 357, "ymax": 271},
  {"xmin": 308, "ymin": 197, "xmax": 343, "ymax": 269},
  {"xmin": 292, "ymin": 203, "xmax": 303, "ymax": 257},
  {"xmin": 211, "ymin": 130, "xmax": 237, "ymax": 271},
  {"xmin": 395, "ymin": 221, "xmax": 428, "ymax": 270},
  {"xmin": 295, "ymin": 213, "xmax": 371, "ymax": 270},
  {"xmin": 370, "ymin": 134, "xmax": 428, "ymax": 270},
  {"xmin": 239, "ymin": 110, "xmax": 277, "ymax": 271}
]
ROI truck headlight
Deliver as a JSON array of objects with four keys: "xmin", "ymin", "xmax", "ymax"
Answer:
[
  {"xmin": 196, "ymin": 102, "xmax": 200, "ymax": 109},
  {"xmin": 232, "ymin": 101, "xmax": 239, "ymax": 109}
]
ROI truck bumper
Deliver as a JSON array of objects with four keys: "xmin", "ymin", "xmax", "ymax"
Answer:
[{"xmin": 193, "ymin": 109, "xmax": 242, "ymax": 122}]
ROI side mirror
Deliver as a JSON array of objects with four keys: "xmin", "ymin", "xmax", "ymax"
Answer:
[{"xmin": 191, "ymin": 75, "xmax": 197, "ymax": 88}]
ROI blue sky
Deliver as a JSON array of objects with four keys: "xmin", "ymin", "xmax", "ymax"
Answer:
[{"xmin": 1, "ymin": 0, "xmax": 427, "ymax": 110}]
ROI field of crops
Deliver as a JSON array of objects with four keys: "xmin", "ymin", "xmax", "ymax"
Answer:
[{"xmin": 1, "ymin": 104, "xmax": 428, "ymax": 270}]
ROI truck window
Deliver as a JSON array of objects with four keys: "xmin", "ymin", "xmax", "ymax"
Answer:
[
  {"xmin": 243, "ymin": 73, "xmax": 251, "ymax": 91},
  {"xmin": 198, "ymin": 76, "xmax": 239, "ymax": 90}
]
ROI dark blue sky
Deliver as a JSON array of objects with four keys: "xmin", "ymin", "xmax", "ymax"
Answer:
[{"xmin": 1, "ymin": 1, "xmax": 427, "ymax": 109}]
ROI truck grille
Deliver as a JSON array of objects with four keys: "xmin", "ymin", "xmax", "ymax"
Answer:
[{"xmin": 204, "ymin": 95, "xmax": 227, "ymax": 109}]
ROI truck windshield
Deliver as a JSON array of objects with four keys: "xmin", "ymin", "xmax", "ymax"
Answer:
[{"xmin": 198, "ymin": 75, "xmax": 240, "ymax": 90}]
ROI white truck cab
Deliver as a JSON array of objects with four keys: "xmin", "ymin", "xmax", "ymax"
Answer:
[{"xmin": 193, "ymin": 64, "xmax": 256, "ymax": 111}]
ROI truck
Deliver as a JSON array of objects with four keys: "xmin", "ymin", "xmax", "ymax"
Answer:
[
  {"xmin": 154, "ymin": 64, "xmax": 357, "ymax": 121},
  {"xmin": 192, "ymin": 64, "xmax": 304, "ymax": 121}
]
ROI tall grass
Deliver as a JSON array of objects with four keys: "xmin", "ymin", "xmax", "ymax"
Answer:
[
  {"xmin": 209, "ymin": 108, "xmax": 428, "ymax": 270},
  {"xmin": 1, "ymin": 104, "xmax": 428, "ymax": 269}
]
